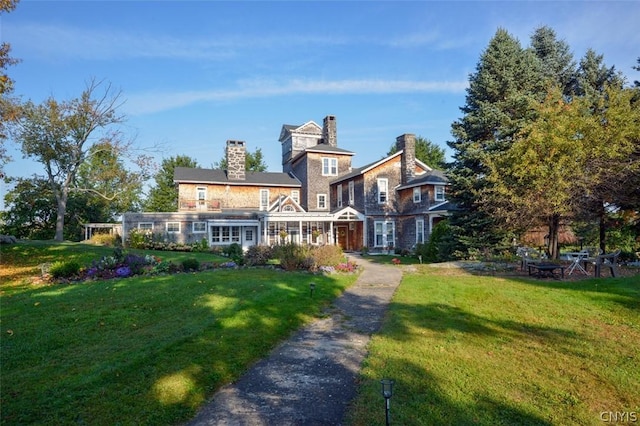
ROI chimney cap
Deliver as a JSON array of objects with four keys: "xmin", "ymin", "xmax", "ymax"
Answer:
[{"xmin": 226, "ymin": 140, "xmax": 246, "ymax": 147}]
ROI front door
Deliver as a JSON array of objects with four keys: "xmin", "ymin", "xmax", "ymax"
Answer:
[{"xmin": 336, "ymin": 225, "xmax": 348, "ymax": 250}]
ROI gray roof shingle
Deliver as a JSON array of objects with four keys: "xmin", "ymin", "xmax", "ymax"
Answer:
[{"xmin": 174, "ymin": 167, "xmax": 301, "ymax": 187}]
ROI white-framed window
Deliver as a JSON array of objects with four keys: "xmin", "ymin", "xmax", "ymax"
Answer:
[
  {"xmin": 348, "ymin": 181, "xmax": 355, "ymax": 205},
  {"xmin": 413, "ymin": 187, "xmax": 421, "ymax": 203},
  {"xmin": 291, "ymin": 190, "xmax": 300, "ymax": 204},
  {"xmin": 322, "ymin": 157, "xmax": 338, "ymax": 176},
  {"xmin": 337, "ymin": 184, "xmax": 343, "ymax": 207},
  {"xmin": 377, "ymin": 178, "xmax": 388, "ymax": 204},
  {"xmin": 260, "ymin": 189, "xmax": 269, "ymax": 211},
  {"xmin": 196, "ymin": 186, "xmax": 207, "ymax": 201},
  {"xmin": 317, "ymin": 194, "xmax": 327, "ymax": 209},
  {"xmin": 416, "ymin": 219, "xmax": 425, "ymax": 244},
  {"xmin": 245, "ymin": 229, "xmax": 254, "ymax": 242},
  {"xmin": 211, "ymin": 226, "xmax": 241, "ymax": 243},
  {"xmin": 167, "ymin": 222, "xmax": 180, "ymax": 233},
  {"xmin": 374, "ymin": 220, "xmax": 395, "ymax": 247},
  {"xmin": 435, "ymin": 185, "xmax": 445, "ymax": 202},
  {"xmin": 193, "ymin": 222, "xmax": 206, "ymax": 233},
  {"xmin": 138, "ymin": 222, "xmax": 153, "ymax": 231}
]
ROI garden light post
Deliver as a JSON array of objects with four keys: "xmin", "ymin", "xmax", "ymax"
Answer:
[
  {"xmin": 309, "ymin": 282, "xmax": 315, "ymax": 298},
  {"xmin": 380, "ymin": 379, "xmax": 394, "ymax": 425}
]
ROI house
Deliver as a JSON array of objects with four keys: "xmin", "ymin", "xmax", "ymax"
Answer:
[{"xmin": 122, "ymin": 116, "xmax": 451, "ymax": 252}]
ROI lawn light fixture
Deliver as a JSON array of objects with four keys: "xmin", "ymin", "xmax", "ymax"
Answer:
[
  {"xmin": 309, "ymin": 282, "xmax": 316, "ymax": 298},
  {"xmin": 380, "ymin": 379, "xmax": 394, "ymax": 425}
]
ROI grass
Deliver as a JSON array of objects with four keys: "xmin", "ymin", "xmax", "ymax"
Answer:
[
  {"xmin": 347, "ymin": 265, "xmax": 640, "ymax": 426},
  {"xmin": 0, "ymin": 241, "xmax": 359, "ymax": 425}
]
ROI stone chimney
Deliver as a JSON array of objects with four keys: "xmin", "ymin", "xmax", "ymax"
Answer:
[
  {"xmin": 396, "ymin": 134, "xmax": 416, "ymax": 184},
  {"xmin": 226, "ymin": 140, "xmax": 246, "ymax": 181},
  {"xmin": 322, "ymin": 115, "xmax": 337, "ymax": 147}
]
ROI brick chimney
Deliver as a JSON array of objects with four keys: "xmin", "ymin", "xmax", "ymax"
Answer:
[
  {"xmin": 226, "ymin": 140, "xmax": 246, "ymax": 181},
  {"xmin": 396, "ymin": 134, "xmax": 416, "ymax": 184},
  {"xmin": 322, "ymin": 115, "xmax": 337, "ymax": 147}
]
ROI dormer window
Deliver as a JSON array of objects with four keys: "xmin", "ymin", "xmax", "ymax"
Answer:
[
  {"xmin": 435, "ymin": 185, "xmax": 445, "ymax": 202},
  {"xmin": 322, "ymin": 158, "xmax": 338, "ymax": 176}
]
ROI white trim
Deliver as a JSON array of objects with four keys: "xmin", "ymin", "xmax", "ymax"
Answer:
[
  {"xmin": 377, "ymin": 178, "xmax": 388, "ymax": 204},
  {"xmin": 192, "ymin": 221, "xmax": 207, "ymax": 233},
  {"xmin": 413, "ymin": 187, "xmax": 421, "ymax": 203},
  {"xmin": 348, "ymin": 181, "xmax": 355, "ymax": 205},
  {"xmin": 317, "ymin": 193, "xmax": 328, "ymax": 209},
  {"xmin": 321, "ymin": 157, "xmax": 338, "ymax": 176},
  {"xmin": 259, "ymin": 189, "xmax": 269, "ymax": 211},
  {"xmin": 166, "ymin": 222, "xmax": 180, "ymax": 233}
]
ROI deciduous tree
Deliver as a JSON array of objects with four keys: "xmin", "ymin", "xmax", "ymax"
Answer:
[
  {"xmin": 386, "ymin": 136, "xmax": 446, "ymax": 169},
  {"xmin": 11, "ymin": 79, "xmax": 151, "ymax": 241}
]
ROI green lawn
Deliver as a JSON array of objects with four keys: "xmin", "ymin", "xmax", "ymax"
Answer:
[
  {"xmin": 0, "ymin": 241, "xmax": 358, "ymax": 425},
  {"xmin": 347, "ymin": 266, "xmax": 640, "ymax": 425}
]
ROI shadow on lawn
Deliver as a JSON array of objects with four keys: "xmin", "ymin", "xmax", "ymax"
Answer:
[{"xmin": 0, "ymin": 268, "xmax": 348, "ymax": 425}]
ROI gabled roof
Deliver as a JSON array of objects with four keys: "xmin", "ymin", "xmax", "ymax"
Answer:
[
  {"xmin": 174, "ymin": 167, "xmax": 301, "ymax": 187},
  {"xmin": 429, "ymin": 200, "xmax": 457, "ymax": 212},
  {"xmin": 279, "ymin": 120, "xmax": 322, "ymax": 142},
  {"xmin": 268, "ymin": 194, "xmax": 305, "ymax": 213}
]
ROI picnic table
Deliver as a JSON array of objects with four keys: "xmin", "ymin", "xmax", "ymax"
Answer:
[{"xmin": 528, "ymin": 263, "xmax": 566, "ymax": 279}]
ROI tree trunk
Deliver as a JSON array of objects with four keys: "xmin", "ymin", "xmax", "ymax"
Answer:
[
  {"xmin": 54, "ymin": 189, "xmax": 68, "ymax": 242},
  {"xmin": 598, "ymin": 201, "xmax": 606, "ymax": 254},
  {"xmin": 547, "ymin": 213, "xmax": 560, "ymax": 259}
]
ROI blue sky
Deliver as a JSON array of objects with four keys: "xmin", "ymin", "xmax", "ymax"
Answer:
[{"xmin": 2, "ymin": 1, "xmax": 639, "ymax": 193}]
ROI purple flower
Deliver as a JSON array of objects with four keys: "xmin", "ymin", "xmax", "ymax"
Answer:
[{"xmin": 115, "ymin": 266, "xmax": 132, "ymax": 277}]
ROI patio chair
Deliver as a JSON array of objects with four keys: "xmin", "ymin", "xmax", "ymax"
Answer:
[{"xmin": 595, "ymin": 249, "xmax": 621, "ymax": 278}]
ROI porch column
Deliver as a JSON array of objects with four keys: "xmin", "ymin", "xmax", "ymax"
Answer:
[{"xmin": 329, "ymin": 221, "xmax": 334, "ymax": 245}]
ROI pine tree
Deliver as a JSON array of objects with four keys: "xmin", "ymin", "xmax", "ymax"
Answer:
[{"xmin": 446, "ymin": 28, "xmax": 545, "ymax": 257}]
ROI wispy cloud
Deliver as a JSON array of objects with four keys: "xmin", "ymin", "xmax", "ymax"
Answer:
[
  {"xmin": 125, "ymin": 78, "xmax": 468, "ymax": 115},
  {"xmin": 9, "ymin": 22, "xmax": 356, "ymax": 61},
  {"xmin": 9, "ymin": 22, "xmax": 465, "ymax": 62}
]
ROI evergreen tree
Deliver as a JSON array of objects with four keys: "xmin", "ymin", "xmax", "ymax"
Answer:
[
  {"xmin": 446, "ymin": 28, "xmax": 545, "ymax": 257},
  {"xmin": 144, "ymin": 155, "xmax": 199, "ymax": 212},
  {"xmin": 529, "ymin": 26, "xmax": 576, "ymax": 94}
]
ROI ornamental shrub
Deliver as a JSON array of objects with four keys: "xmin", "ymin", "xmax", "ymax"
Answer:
[
  {"xmin": 223, "ymin": 243, "xmax": 244, "ymax": 265},
  {"xmin": 277, "ymin": 242, "xmax": 312, "ymax": 271},
  {"xmin": 181, "ymin": 257, "xmax": 200, "ymax": 272},
  {"xmin": 310, "ymin": 244, "xmax": 344, "ymax": 267},
  {"xmin": 244, "ymin": 245, "xmax": 274, "ymax": 266},
  {"xmin": 49, "ymin": 260, "xmax": 81, "ymax": 279}
]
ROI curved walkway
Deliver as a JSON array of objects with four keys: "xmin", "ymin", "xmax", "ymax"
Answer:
[{"xmin": 187, "ymin": 254, "xmax": 403, "ymax": 426}]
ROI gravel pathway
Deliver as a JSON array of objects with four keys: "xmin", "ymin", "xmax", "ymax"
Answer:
[{"xmin": 187, "ymin": 254, "xmax": 402, "ymax": 426}]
